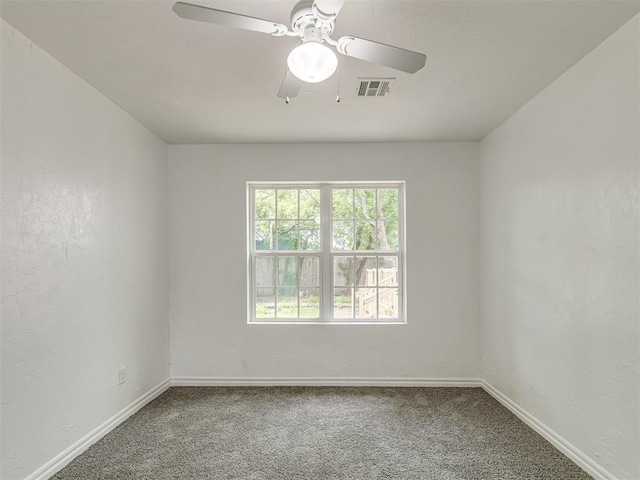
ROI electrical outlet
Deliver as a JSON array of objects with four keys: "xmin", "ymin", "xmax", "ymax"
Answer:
[{"xmin": 118, "ymin": 367, "xmax": 126, "ymax": 385}]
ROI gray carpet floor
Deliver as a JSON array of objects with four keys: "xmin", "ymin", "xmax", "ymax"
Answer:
[{"xmin": 53, "ymin": 387, "xmax": 592, "ymax": 479}]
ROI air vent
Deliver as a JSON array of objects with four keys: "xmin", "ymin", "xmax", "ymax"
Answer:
[{"xmin": 356, "ymin": 78, "xmax": 395, "ymax": 97}]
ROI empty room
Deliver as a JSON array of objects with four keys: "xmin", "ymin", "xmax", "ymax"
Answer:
[{"xmin": 1, "ymin": 0, "xmax": 638, "ymax": 479}]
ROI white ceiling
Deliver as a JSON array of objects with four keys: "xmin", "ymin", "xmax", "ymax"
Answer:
[{"xmin": 2, "ymin": 0, "xmax": 638, "ymax": 144}]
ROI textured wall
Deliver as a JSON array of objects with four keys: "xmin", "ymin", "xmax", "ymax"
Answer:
[
  {"xmin": 1, "ymin": 21, "xmax": 170, "ymax": 480},
  {"xmin": 480, "ymin": 15, "xmax": 639, "ymax": 480},
  {"xmin": 168, "ymin": 142, "xmax": 480, "ymax": 380}
]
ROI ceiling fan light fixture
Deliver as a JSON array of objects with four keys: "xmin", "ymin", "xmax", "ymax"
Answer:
[
  {"xmin": 172, "ymin": 1, "xmax": 427, "ymax": 100},
  {"xmin": 287, "ymin": 41, "xmax": 338, "ymax": 83}
]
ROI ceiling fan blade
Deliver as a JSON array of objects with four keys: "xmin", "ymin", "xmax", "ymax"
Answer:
[
  {"xmin": 337, "ymin": 36, "xmax": 426, "ymax": 73},
  {"xmin": 277, "ymin": 71, "xmax": 302, "ymax": 100},
  {"xmin": 173, "ymin": 2, "xmax": 288, "ymax": 36},
  {"xmin": 312, "ymin": 0, "xmax": 346, "ymax": 18}
]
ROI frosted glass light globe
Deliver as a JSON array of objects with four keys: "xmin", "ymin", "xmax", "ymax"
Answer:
[{"xmin": 287, "ymin": 42, "xmax": 338, "ymax": 83}]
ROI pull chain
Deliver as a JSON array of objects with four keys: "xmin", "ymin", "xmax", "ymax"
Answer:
[
  {"xmin": 285, "ymin": 67, "xmax": 290, "ymax": 104},
  {"xmin": 336, "ymin": 62, "xmax": 341, "ymax": 103}
]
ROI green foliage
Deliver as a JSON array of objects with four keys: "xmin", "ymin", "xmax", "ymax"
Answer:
[
  {"xmin": 332, "ymin": 189, "xmax": 353, "ymax": 219},
  {"xmin": 306, "ymin": 294, "xmax": 319, "ymax": 304},
  {"xmin": 255, "ymin": 186, "xmax": 398, "ymax": 252},
  {"xmin": 333, "ymin": 295, "xmax": 352, "ymax": 307},
  {"xmin": 255, "ymin": 188, "xmax": 320, "ymax": 251},
  {"xmin": 332, "ymin": 188, "xmax": 398, "ymax": 251},
  {"xmin": 256, "ymin": 304, "xmax": 273, "ymax": 318}
]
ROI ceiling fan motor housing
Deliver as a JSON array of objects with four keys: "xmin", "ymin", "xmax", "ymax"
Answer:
[
  {"xmin": 172, "ymin": 1, "xmax": 428, "ymax": 99},
  {"xmin": 302, "ymin": 25, "xmax": 323, "ymax": 44},
  {"xmin": 290, "ymin": 0, "xmax": 335, "ymax": 36}
]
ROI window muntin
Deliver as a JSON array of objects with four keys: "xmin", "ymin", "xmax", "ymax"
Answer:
[
  {"xmin": 332, "ymin": 255, "xmax": 399, "ymax": 320},
  {"xmin": 249, "ymin": 183, "xmax": 404, "ymax": 323},
  {"xmin": 254, "ymin": 188, "xmax": 320, "ymax": 251},
  {"xmin": 332, "ymin": 188, "xmax": 399, "ymax": 251},
  {"xmin": 254, "ymin": 254, "xmax": 320, "ymax": 320}
]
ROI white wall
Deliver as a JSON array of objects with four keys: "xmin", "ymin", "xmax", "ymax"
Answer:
[
  {"xmin": 168, "ymin": 142, "xmax": 480, "ymax": 380},
  {"xmin": 480, "ymin": 14, "xmax": 639, "ymax": 480},
  {"xmin": 5, "ymin": 6, "xmax": 637, "ymax": 479},
  {"xmin": 1, "ymin": 21, "xmax": 170, "ymax": 480}
]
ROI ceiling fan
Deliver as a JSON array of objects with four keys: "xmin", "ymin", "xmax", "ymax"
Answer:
[{"xmin": 172, "ymin": 0, "xmax": 427, "ymax": 101}]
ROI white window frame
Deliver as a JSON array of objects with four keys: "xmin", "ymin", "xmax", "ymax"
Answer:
[{"xmin": 247, "ymin": 181, "xmax": 406, "ymax": 324}]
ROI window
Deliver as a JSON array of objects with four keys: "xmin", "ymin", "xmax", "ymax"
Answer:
[{"xmin": 248, "ymin": 182, "xmax": 405, "ymax": 323}]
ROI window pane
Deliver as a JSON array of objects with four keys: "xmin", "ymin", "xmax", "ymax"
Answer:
[
  {"xmin": 354, "ymin": 189, "xmax": 375, "ymax": 219},
  {"xmin": 277, "ymin": 189, "xmax": 298, "ymax": 219},
  {"xmin": 379, "ymin": 189, "xmax": 398, "ymax": 219},
  {"xmin": 333, "ymin": 287, "xmax": 353, "ymax": 318},
  {"xmin": 355, "ymin": 257, "xmax": 377, "ymax": 286},
  {"xmin": 379, "ymin": 288, "xmax": 399, "ymax": 318},
  {"xmin": 276, "ymin": 287, "xmax": 298, "ymax": 318},
  {"xmin": 355, "ymin": 221, "xmax": 376, "ymax": 250},
  {"xmin": 299, "ymin": 220, "xmax": 320, "ymax": 251},
  {"xmin": 299, "ymin": 257, "xmax": 319, "ymax": 287},
  {"xmin": 332, "ymin": 189, "xmax": 353, "ymax": 219},
  {"xmin": 255, "ymin": 257, "xmax": 274, "ymax": 287},
  {"xmin": 255, "ymin": 189, "xmax": 276, "ymax": 219},
  {"xmin": 377, "ymin": 220, "xmax": 398, "ymax": 250},
  {"xmin": 332, "ymin": 220, "xmax": 353, "ymax": 250},
  {"xmin": 333, "ymin": 256, "xmax": 354, "ymax": 286},
  {"xmin": 378, "ymin": 257, "xmax": 399, "ymax": 286},
  {"xmin": 299, "ymin": 189, "xmax": 320, "ymax": 220},
  {"xmin": 277, "ymin": 257, "xmax": 297, "ymax": 287},
  {"xmin": 250, "ymin": 183, "xmax": 403, "ymax": 323},
  {"xmin": 300, "ymin": 288, "xmax": 320, "ymax": 318},
  {"xmin": 356, "ymin": 288, "xmax": 377, "ymax": 318},
  {"xmin": 256, "ymin": 288, "xmax": 275, "ymax": 318},
  {"xmin": 277, "ymin": 220, "xmax": 298, "ymax": 250},
  {"xmin": 255, "ymin": 220, "xmax": 275, "ymax": 250}
]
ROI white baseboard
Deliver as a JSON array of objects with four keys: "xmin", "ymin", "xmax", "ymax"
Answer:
[
  {"xmin": 23, "ymin": 378, "xmax": 610, "ymax": 480},
  {"xmin": 481, "ymin": 381, "xmax": 617, "ymax": 480},
  {"xmin": 171, "ymin": 376, "xmax": 482, "ymax": 387},
  {"xmin": 25, "ymin": 378, "xmax": 171, "ymax": 480}
]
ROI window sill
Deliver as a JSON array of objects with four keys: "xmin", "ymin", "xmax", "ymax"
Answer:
[{"xmin": 248, "ymin": 319, "xmax": 407, "ymax": 325}]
